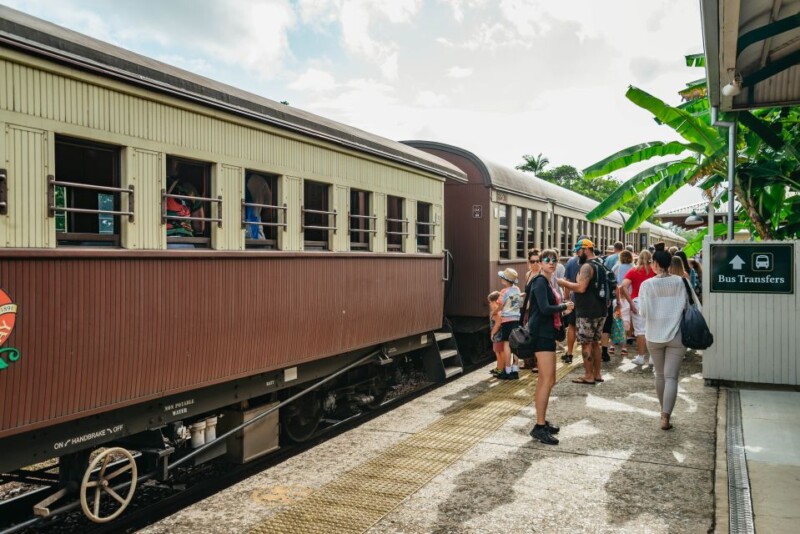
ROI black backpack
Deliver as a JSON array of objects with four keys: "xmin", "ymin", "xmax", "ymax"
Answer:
[{"xmin": 589, "ymin": 258, "xmax": 617, "ymax": 307}]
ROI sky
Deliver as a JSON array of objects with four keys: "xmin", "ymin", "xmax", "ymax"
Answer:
[{"xmin": 4, "ymin": 0, "xmax": 708, "ymax": 211}]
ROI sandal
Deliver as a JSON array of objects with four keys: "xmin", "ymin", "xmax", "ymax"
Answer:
[
  {"xmin": 621, "ymin": 348, "xmax": 628, "ymax": 355},
  {"xmin": 594, "ymin": 377, "xmax": 605, "ymax": 383},
  {"xmin": 608, "ymin": 347, "xmax": 615, "ymax": 354},
  {"xmin": 572, "ymin": 377, "xmax": 596, "ymax": 385}
]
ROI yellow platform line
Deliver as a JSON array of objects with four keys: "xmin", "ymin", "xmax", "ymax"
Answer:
[{"xmin": 249, "ymin": 361, "xmax": 580, "ymax": 534}]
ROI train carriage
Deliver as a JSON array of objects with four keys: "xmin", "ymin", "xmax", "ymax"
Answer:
[
  {"xmin": 0, "ymin": 6, "xmax": 468, "ymax": 524},
  {"xmin": 402, "ymin": 141, "xmax": 686, "ymax": 342}
]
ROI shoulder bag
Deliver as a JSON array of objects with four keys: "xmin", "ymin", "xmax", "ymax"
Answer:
[{"xmin": 680, "ymin": 278, "xmax": 714, "ymax": 350}]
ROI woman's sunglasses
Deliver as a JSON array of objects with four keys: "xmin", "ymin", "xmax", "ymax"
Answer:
[{"xmin": 541, "ymin": 257, "xmax": 557, "ymax": 264}]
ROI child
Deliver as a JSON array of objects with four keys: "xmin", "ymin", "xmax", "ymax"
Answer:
[
  {"xmin": 488, "ymin": 291, "xmax": 503, "ymax": 375},
  {"xmin": 497, "ymin": 268, "xmax": 521, "ymax": 380}
]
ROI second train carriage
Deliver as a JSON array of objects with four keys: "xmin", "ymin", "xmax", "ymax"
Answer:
[
  {"xmin": 0, "ymin": 6, "xmax": 469, "ymax": 524},
  {"xmin": 402, "ymin": 141, "xmax": 686, "ymax": 342}
]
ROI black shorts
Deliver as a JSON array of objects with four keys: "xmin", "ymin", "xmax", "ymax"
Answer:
[
  {"xmin": 602, "ymin": 305, "xmax": 613, "ymax": 334},
  {"xmin": 562, "ymin": 311, "xmax": 576, "ymax": 327},
  {"xmin": 500, "ymin": 321, "xmax": 519, "ymax": 341},
  {"xmin": 534, "ymin": 337, "xmax": 557, "ymax": 352}
]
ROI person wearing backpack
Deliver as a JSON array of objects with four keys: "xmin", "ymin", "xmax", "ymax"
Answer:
[
  {"xmin": 638, "ymin": 244, "xmax": 701, "ymax": 430},
  {"xmin": 589, "ymin": 253, "xmax": 618, "ymax": 363},
  {"xmin": 558, "ymin": 239, "xmax": 607, "ymax": 385}
]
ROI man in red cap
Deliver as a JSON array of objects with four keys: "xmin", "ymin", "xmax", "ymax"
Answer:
[{"xmin": 558, "ymin": 238, "xmax": 606, "ymax": 384}]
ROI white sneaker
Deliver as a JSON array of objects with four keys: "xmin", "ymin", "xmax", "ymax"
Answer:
[{"xmin": 632, "ymin": 355, "xmax": 645, "ymax": 365}]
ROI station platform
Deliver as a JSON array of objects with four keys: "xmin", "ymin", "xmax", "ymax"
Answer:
[{"xmin": 141, "ymin": 351, "xmax": 797, "ymax": 533}]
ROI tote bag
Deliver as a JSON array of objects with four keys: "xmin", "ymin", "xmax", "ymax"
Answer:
[{"xmin": 680, "ymin": 278, "xmax": 714, "ymax": 350}]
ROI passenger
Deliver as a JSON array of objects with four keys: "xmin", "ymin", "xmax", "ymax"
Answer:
[
  {"xmin": 557, "ymin": 238, "xmax": 607, "ymax": 384},
  {"xmin": 488, "ymin": 291, "xmax": 504, "ymax": 376},
  {"xmin": 560, "ymin": 237, "xmax": 586, "ymax": 365},
  {"xmin": 669, "ymin": 255, "xmax": 688, "ymax": 279},
  {"xmin": 604, "ymin": 241, "xmax": 624, "ymax": 270},
  {"xmin": 528, "ymin": 248, "xmax": 574, "ymax": 445},
  {"xmin": 166, "ymin": 160, "xmax": 204, "ymax": 248},
  {"xmin": 612, "ymin": 250, "xmax": 634, "ymax": 356},
  {"xmin": 245, "ymin": 173, "xmax": 272, "ymax": 240},
  {"xmin": 520, "ymin": 248, "xmax": 542, "ymax": 371},
  {"xmin": 496, "ymin": 268, "xmax": 521, "ymax": 380},
  {"xmin": 638, "ymin": 244, "xmax": 699, "ymax": 430},
  {"xmin": 620, "ymin": 249, "xmax": 656, "ymax": 366},
  {"xmin": 689, "ymin": 258, "xmax": 703, "ymax": 303},
  {"xmin": 668, "ymin": 245, "xmax": 679, "ymax": 256},
  {"xmin": 674, "ymin": 250, "xmax": 696, "ymax": 291}
]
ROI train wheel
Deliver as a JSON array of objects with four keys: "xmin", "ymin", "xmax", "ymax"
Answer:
[
  {"xmin": 366, "ymin": 374, "xmax": 389, "ymax": 409},
  {"xmin": 281, "ymin": 393, "xmax": 322, "ymax": 443},
  {"xmin": 80, "ymin": 447, "xmax": 138, "ymax": 523}
]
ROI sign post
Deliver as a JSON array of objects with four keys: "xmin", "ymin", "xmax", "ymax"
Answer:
[{"xmin": 710, "ymin": 243, "xmax": 794, "ymax": 294}]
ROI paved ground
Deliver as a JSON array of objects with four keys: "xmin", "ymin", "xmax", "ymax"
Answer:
[{"xmin": 143, "ymin": 349, "xmax": 718, "ymax": 534}]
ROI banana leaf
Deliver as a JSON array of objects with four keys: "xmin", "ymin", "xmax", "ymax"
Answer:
[
  {"xmin": 626, "ymin": 86, "xmax": 724, "ymax": 155},
  {"xmin": 623, "ymin": 169, "xmax": 690, "ymax": 231},
  {"xmin": 682, "ymin": 222, "xmax": 748, "ymax": 257},
  {"xmin": 586, "ymin": 159, "xmax": 698, "ymax": 220},
  {"xmin": 583, "ymin": 141, "xmax": 703, "ymax": 178},
  {"xmin": 677, "ymin": 98, "xmax": 710, "ymax": 116},
  {"xmin": 740, "ymin": 110, "xmax": 800, "ymax": 162},
  {"xmin": 685, "ymin": 53, "xmax": 705, "ymax": 67}
]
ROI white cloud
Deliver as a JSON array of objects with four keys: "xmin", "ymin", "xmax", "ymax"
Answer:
[
  {"xmin": 289, "ymin": 68, "xmax": 338, "ymax": 92},
  {"xmin": 416, "ymin": 90, "xmax": 450, "ymax": 107},
  {"xmin": 447, "ymin": 66, "xmax": 473, "ymax": 78}
]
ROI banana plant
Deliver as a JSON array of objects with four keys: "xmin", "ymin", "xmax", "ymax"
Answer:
[{"xmin": 584, "ymin": 69, "xmax": 800, "ymax": 240}]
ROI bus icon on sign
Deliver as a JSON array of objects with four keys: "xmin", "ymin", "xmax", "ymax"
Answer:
[{"xmin": 753, "ymin": 253, "xmax": 772, "ymax": 271}]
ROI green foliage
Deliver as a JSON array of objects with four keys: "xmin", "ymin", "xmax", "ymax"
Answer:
[
  {"xmin": 536, "ymin": 165, "xmax": 643, "ymax": 214},
  {"xmin": 516, "ymin": 153, "xmax": 550, "ymax": 174}
]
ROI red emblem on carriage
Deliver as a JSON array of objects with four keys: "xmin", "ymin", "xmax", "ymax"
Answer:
[{"xmin": 0, "ymin": 289, "xmax": 17, "ymax": 347}]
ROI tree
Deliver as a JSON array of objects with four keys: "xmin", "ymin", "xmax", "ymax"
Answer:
[
  {"xmin": 529, "ymin": 164, "xmax": 644, "ymax": 214},
  {"xmin": 582, "ymin": 55, "xmax": 800, "ymax": 241},
  {"xmin": 516, "ymin": 153, "xmax": 550, "ymax": 174}
]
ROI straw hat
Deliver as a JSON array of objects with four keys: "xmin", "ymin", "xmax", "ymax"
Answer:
[{"xmin": 498, "ymin": 268, "xmax": 518, "ymax": 284}]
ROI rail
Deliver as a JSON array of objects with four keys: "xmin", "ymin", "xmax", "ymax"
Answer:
[
  {"xmin": 349, "ymin": 213, "xmax": 378, "ymax": 235},
  {"xmin": 241, "ymin": 201, "xmax": 287, "ymax": 229},
  {"xmin": 0, "ymin": 169, "xmax": 7, "ymax": 215},
  {"xmin": 161, "ymin": 190, "xmax": 223, "ymax": 228},
  {"xmin": 47, "ymin": 176, "xmax": 135, "ymax": 221},
  {"xmin": 301, "ymin": 207, "xmax": 338, "ymax": 232},
  {"xmin": 386, "ymin": 217, "xmax": 410, "ymax": 236},
  {"xmin": 415, "ymin": 219, "xmax": 439, "ymax": 238}
]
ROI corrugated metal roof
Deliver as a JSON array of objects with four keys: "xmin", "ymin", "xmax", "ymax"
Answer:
[
  {"xmin": 403, "ymin": 140, "xmax": 685, "ymax": 243},
  {"xmin": 702, "ymin": 0, "xmax": 800, "ymax": 110},
  {"xmin": 0, "ymin": 6, "xmax": 466, "ymax": 182}
]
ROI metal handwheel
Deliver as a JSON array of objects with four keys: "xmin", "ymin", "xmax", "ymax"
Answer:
[{"xmin": 80, "ymin": 447, "xmax": 138, "ymax": 523}]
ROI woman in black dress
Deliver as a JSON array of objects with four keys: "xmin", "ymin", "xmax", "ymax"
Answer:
[{"xmin": 528, "ymin": 249, "xmax": 574, "ymax": 445}]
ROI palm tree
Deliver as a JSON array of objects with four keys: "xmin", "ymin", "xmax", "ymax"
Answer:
[{"xmin": 516, "ymin": 153, "xmax": 550, "ymax": 174}]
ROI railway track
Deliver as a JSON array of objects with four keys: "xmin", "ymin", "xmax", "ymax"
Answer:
[{"xmin": 1, "ymin": 356, "xmax": 492, "ymax": 534}]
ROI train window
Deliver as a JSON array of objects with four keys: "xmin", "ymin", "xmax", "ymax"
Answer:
[
  {"xmin": 417, "ymin": 201, "xmax": 434, "ymax": 253},
  {"xmin": 498, "ymin": 204, "xmax": 509, "ymax": 259},
  {"xmin": 164, "ymin": 156, "xmax": 217, "ymax": 249},
  {"xmin": 386, "ymin": 195, "xmax": 407, "ymax": 252},
  {"xmin": 52, "ymin": 136, "xmax": 126, "ymax": 247},
  {"xmin": 560, "ymin": 216, "xmax": 569, "ymax": 257},
  {"xmin": 303, "ymin": 180, "xmax": 334, "ymax": 250},
  {"xmin": 244, "ymin": 172, "xmax": 283, "ymax": 250},
  {"xmin": 515, "ymin": 208, "xmax": 525, "ymax": 258},
  {"xmin": 526, "ymin": 210, "xmax": 536, "ymax": 251},
  {"xmin": 350, "ymin": 189, "xmax": 375, "ymax": 251}
]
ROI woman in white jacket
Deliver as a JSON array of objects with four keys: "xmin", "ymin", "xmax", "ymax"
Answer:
[{"xmin": 638, "ymin": 244, "xmax": 699, "ymax": 430}]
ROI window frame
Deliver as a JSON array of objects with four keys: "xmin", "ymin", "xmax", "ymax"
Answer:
[
  {"xmin": 349, "ymin": 188, "xmax": 375, "ymax": 252},
  {"xmin": 243, "ymin": 171, "xmax": 284, "ymax": 250},
  {"xmin": 302, "ymin": 180, "xmax": 335, "ymax": 251},
  {"xmin": 386, "ymin": 195, "xmax": 408, "ymax": 252},
  {"xmin": 416, "ymin": 201, "xmax": 435, "ymax": 253},
  {"xmin": 498, "ymin": 204, "xmax": 509, "ymax": 260},
  {"xmin": 163, "ymin": 156, "xmax": 219, "ymax": 249}
]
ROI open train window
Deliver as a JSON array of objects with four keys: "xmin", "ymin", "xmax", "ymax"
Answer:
[
  {"xmin": 498, "ymin": 204, "xmax": 509, "ymax": 259},
  {"xmin": 560, "ymin": 216, "xmax": 569, "ymax": 258},
  {"xmin": 386, "ymin": 196, "xmax": 407, "ymax": 252},
  {"xmin": 416, "ymin": 201, "xmax": 433, "ymax": 253},
  {"xmin": 303, "ymin": 180, "xmax": 334, "ymax": 250},
  {"xmin": 350, "ymin": 189, "xmax": 374, "ymax": 251},
  {"xmin": 526, "ymin": 210, "xmax": 536, "ymax": 252},
  {"xmin": 515, "ymin": 208, "xmax": 525, "ymax": 258},
  {"xmin": 244, "ymin": 172, "xmax": 283, "ymax": 250},
  {"xmin": 164, "ymin": 156, "xmax": 215, "ymax": 249},
  {"xmin": 53, "ymin": 136, "xmax": 125, "ymax": 247}
]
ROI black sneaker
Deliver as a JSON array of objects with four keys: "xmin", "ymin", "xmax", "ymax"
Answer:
[
  {"xmin": 530, "ymin": 425, "xmax": 559, "ymax": 445},
  {"xmin": 565, "ymin": 354, "xmax": 573, "ymax": 364},
  {"xmin": 496, "ymin": 371, "xmax": 512, "ymax": 380},
  {"xmin": 509, "ymin": 371, "xmax": 519, "ymax": 380},
  {"xmin": 545, "ymin": 421, "xmax": 560, "ymax": 434}
]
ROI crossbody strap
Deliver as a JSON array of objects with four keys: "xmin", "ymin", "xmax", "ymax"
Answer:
[{"xmin": 681, "ymin": 277, "xmax": 694, "ymax": 310}]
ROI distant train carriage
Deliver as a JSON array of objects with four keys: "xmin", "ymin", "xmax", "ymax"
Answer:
[
  {"xmin": 402, "ymin": 141, "xmax": 685, "ymax": 343},
  {"xmin": 0, "ymin": 6, "xmax": 468, "ymax": 525}
]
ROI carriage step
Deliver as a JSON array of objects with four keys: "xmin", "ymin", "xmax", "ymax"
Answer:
[
  {"xmin": 439, "ymin": 348, "xmax": 458, "ymax": 360},
  {"xmin": 435, "ymin": 332, "xmax": 452, "ymax": 342},
  {"xmin": 444, "ymin": 366, "xmax": 463, "ymax": 379}
]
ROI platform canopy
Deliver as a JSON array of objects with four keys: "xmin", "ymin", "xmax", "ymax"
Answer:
[{"xmin": 701, "ymin": 0, "xmax": 800, "ymax": 110}]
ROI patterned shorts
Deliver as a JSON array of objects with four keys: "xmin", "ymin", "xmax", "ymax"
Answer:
[{"xmin": 576, "ymin": 316, "xmax": 606, "ymax": 344}]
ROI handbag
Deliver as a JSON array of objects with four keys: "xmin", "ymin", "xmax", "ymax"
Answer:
[
  {"xmin": 680, "ymin": 278, "xmax": 714, "ymax": 350},
  {"xmin": 509, "ymin": 326, "xmax": 534, "ymax": 350},
  {"xmin": 610, "ymin": 311, "xmax": 625, "ymax": 345}
]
